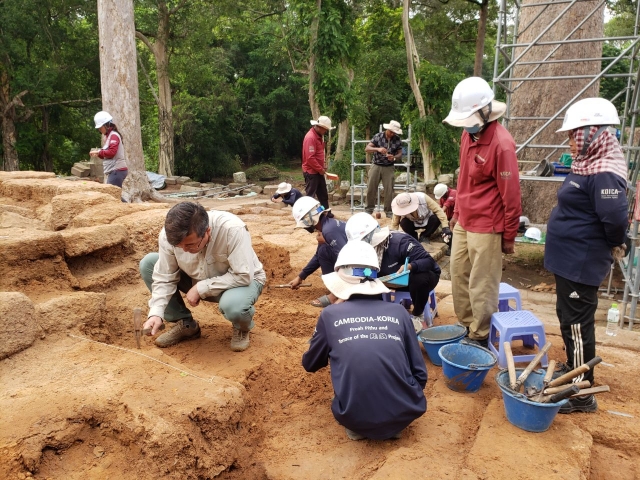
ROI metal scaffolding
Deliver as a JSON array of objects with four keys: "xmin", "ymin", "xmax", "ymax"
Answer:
[
  {"xmin": 349, "ymin": 125, "xmax": 416, "ymax": 213},
  {"xmin": 492, "ymin": 0, "xmax": 640, "ymax": 328}
]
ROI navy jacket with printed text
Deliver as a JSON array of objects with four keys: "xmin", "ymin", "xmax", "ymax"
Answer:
[
  {"xmin": 299, "ymin": 215, "xmax": 348, "ymax": 279},
  {"xmin": 545, "ymin": 172, "xmax": 628, "ymax": 286},
  {"xmin": 379, "ymin": 231, "xmax": 441, "ymax": 277},
  {"xmin": 302, "ymin": 296, "xmax": 427, "ymax": 439}
]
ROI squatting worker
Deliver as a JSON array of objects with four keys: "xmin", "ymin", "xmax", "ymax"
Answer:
[
  {"xmin": 443, "ymin": 77, "xmax": 521, "ymax": 347},
  {"xmin": 140, "ymin": 202, "xmax": 266, "ymax": 352},
  {"xmin": 545, "ymin": 98, "xmax": 628, "ymax": 414},
  {"xmin": 302, "ymin": 240, "xmax": 427, "ymax": 441},
  {"xmin": 365, "ymin": 120, "xmax": 404, "ymax": 218},
  {"xmin": 287, "ymin": 196, "xmax": 347, "ymax": 308},
  {"xmin": 303, "ymin": 115, "xmax": 335, "ymax": 210},
  {"xmin": 434, "ymin": 183, "xmax": 457, "ymax": 221},
  {"xmin": 89, "ymin": 111, "xmax": 128, "ymax": 188},
  {"xmin": 270, "ymin": 182, "xmax": 303, "ymax": 207},
  {"xmin": 346, "ymin": 212, "xmax": 441, "ymax": 333},
  {"xmin": 391, "ymin": 191, "xmax": 451, "ymax": 246}
]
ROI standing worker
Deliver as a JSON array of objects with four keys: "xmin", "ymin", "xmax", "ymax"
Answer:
[
  {"xmin": 443, "ymin": 77, "xmax": 521, "ymax": 347},
  {"xmin": 434, "ymin": 183, "xmax": 457, "ymax": 221},
  {"xmin": 302, "ymin": 240, "xmax": 427, "ymax": 441},
  {"xmin": 303, "ymin": 115, "xmax": 334, "ymax": 210},
  {"xmin": 391, "ymin": 191, "xmax": 451, "ymax": 246},
  {"xmin": 545, "ymin": 98, "xmax": 628, "ymax": 414},
  {"xmin": 140, "ymin": 202, "xmax": 266, "ymax": 352},
  {"xmin": 89, "ymin": 111, "xmax": 128, "ymax": 188},
  {"xmin": 365, "ymin": 120, "xmax": 404, "ymax": 218}
]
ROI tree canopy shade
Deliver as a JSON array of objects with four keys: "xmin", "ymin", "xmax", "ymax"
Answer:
[{"xmin": 0, "ymin": 0, "xmax": 632, "ymax": 178}]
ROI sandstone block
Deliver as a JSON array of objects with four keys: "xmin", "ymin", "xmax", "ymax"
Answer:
[
  {"xmin": 177, "ymin": 176, "xmax": 191, "ymax": 184},
  {"xmin": 50, "ymin": 191, "xmax": 119, "ymax": 230},
  {"xmin": 71, "ymin": 202, "xmax": 169, "ymax": 228},
  {"xmin": 185, "ymin": 181, "xmax": 201, "ymax": 187},
  {"xmin": 249, "ymin": 185, "xmax": 263, "ymax": 194},
  {"xmin": 35, "ymin": 292, "xmax": 107, "ymax": 334},
  {"xmin": 0, "ymin": 171, "xmax": 55, "ymax": 183},
  {"xmin": 0, "ymin": 292, "xmax": 37, "ymax": 359},
  {"xmin": 233, "ymin": 172, "xmax": 247, "ymax": 183},
  {"xmin": 112, "ymin": 209, "xmax": 168, "ymax": 253},
  {"xmin": 179, "ymin": 185, "xmax": 203, "ymax": 193},
  {"xmin": 0, "ymin": 229, "xmax": 64, "ymax": 264},
  {"xmin": 262, "ymin": 185, "xmax": 279, "ymax": 197},
  {"xmin": 165, "ymin": 176, "xmax": 178, "ymax": 185},
  {"xmin": 59, "ymin": 224, "xmax": 128, "ymax": 257},
  {"xmin": 437, "ymin": 174, "xmax": 454, "ymax": 186},
  {"xmin": 0, "ymin": 178, "xmax": 121, "ymax": 203},
  {"xmin": 89, "ymin": 158, "xmax": 104, "ymax": 177}
]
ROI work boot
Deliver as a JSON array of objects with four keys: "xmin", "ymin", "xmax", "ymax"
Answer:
[
  {"xmin": 155, "ymin": 319, "xmax": 200, "ymax": 348},
  {"xmin": 463, "ymin": 336, "xmax": 488, "ymax": 348},
  {"xmin": 418, "ymin": 232, "xmax": 430, "ymax": 244},
  {"xmin": 552, "ymin": 362, "xmax": 571, "ymax": 380},
  {"xmin": 345, "ymin": 428, "xmax": 365, "ymax": 441},
  {"xmin": 230, "ymin": 327, "xmax": 250, "ymax": 352},
  {"xmin": 558, "ymin": 394, "xmax": 598, "ymax": 414}
]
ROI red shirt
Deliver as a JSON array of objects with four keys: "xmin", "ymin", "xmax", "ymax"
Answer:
[
  {"xmin": 302, "ymin": 127, "xmax": 325, "ymax": 174},
  {"xmin": 453, "ymin": 121, "xmax": 521, "ymax": 242},
  {"xmin": 439, "ymin": 188, "xmax": 457, "ymax": 221},
  {"xmin": 98, "ymin": 127, "xmax": 121, "ymax": 159}
]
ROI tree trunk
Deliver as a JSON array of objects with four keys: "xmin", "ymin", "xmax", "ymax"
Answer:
[
  {"xmin": 334, "ymin": 119, "xmax": 349, "ymax": 162},
  {"xmin": 508, "ymin": 0, "xmax": 604, "ymax": 166},
  {"xmin": 307, "ymin": 0, "xmax": 321, "ymax": 119},
  {"xmin": 0, "ymin": 67, "xmax": 21, "ymax": 171},
  {"xmin": 97, "ymin": 0, "xmax": 164, "ymax": 202},
  {"xmin": 40, "ymin": 107, "xmax": 53, "ymax": 172},
  {"xmin": 474, "ymin": 0, "xmax": 489, "ymax": 76},
  {"xmin": 402, "ymin": 0, "xmax": 435, "ymax": 181}
]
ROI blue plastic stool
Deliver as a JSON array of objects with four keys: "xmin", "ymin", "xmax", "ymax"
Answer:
[
  {"xmin": 498, "ymin": 282, "xmax": 522, "ymax": 312},
  {"xmin": 488, "ymin": 310, "xmax": 548, "ymax": 368},
  {"xmin": 382, "ymin": 290, "xmax": 438, "ymax": 324}
]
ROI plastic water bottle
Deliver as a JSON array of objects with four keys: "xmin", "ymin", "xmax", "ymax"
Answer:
[{"xmin": 606, "ymin": 303, "xmax": 619, "ymax": 337}]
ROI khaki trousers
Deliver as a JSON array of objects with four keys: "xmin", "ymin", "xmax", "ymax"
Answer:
[
  {"xmin": 365, "ymin": 164, "xmax": 395, "ymax": 214},
  {"xmin": 450, "ymin": 224, "xmax": 502, "ymax": 340}
]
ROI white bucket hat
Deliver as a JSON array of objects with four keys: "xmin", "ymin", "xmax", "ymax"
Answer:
[
  {"xmin": 276, "ymin": 182, "xmax": 292, "ymax": 195},
  {"xmin": 321, "ymin": 241, "xmax": 390, "ymax": 300},
  {"xmin": 310, "ymin": 115, "xmax": 335, "ymax": 130},
  {"xmin": 383, "ymin": 120, "xmax": 403, "ymax": 135},
  {"xmin": 391, "ymin": 192, "xmax": 420, "ymax": 216}
]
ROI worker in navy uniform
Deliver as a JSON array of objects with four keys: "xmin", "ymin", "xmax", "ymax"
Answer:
[
  {"xmin": 287, "ymin": 196, "xmax": 348, "ymax": 307},
  {"xmin": 302, "ymin": 240, "xmax": 427, "ymax": 441},
  {"xmin": 270, "ymin": 182, "xmax": 303, "ymax": 207},
  {"xmin": 346, "ymin": 212, "xmax": 441, "ymax": 333}
]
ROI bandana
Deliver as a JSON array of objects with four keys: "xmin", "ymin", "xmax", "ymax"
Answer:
[{"xmin": 571, "ymin": 126, "xmax": 627, "ymax": 180}]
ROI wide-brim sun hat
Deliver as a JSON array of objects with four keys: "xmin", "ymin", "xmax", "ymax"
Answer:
[
  {"xmin": 391, "ymin": 192, "xmax": 420, "ymax": 216},
  {"xmin": 383, "ymin": 120, "xmax": 403, "ymax": 135},
  {"xmin": 322, "ymin": 270, "xmax": 390, "ymax": 300},
  {"xmin": 371, "ymin": 226, "xmax": 390, "ymax": 247},
  {"xmin": 276, "ymin": 182, "xmax": 292, "ymax": 195},
  {"xmin": 310, "ymin": 115, "xmax": 336, "ymax": 130}
]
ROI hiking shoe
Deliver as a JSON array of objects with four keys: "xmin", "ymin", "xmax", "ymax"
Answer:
[
  {"xmin": 558, "ymin": 394, "xmax": 598, "ymax": 414},
  {"xmin": 418, "ymin": 233, "xmax": 430, "ymax": 244},
  {"xmin": 552, "ymin": 362, "xmax": 572, "ymax": 380},
  {"xmin": 345, "ymin": 428, "xmax": 365, "ymax": 441},
  {"xmin": 230, "ymin": 327, "xmax": 250, "ymax": 352},
  {"xmin": 155, "ymin": 319, "xmax": 201, "ymax": 348},
  {"xmin": 462, "ymin": 336, "xmax": 488, "ymax": 348}
]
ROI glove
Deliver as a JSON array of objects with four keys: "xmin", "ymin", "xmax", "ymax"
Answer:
[
  {"xmin": 441, "ymin": 227, "xmax": 452, "ymax": 246},
  {"xmin": 612, "ymin": 244, "xmax": 627, "ymax": 261}
]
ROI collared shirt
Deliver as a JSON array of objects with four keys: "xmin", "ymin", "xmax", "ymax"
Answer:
[
  {"xmin": 439, "ymin": 188, "xmax": 456, "ymax": 221},
  {"xmin": 453, "ymin": 121, "xmax": 522, "ymax": 242},
  {"xmin": 391, "ymin": 192, "xmax": 449, "ymax": 229},
  {"xmin": 148, "ymin": 210, "xmax": 266, "ymax": 319},
  {"xmin": 302, "ymin": 127, "xmax": 325, "ymax": 174},
  {"xmin": 370, "ymin": 131, "xmax": 403, "ymax": 166}
]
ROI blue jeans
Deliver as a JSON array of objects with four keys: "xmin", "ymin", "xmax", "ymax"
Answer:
[{"xmin": 139, "ymin": 252, "xmax": 264, "ymax": 331}]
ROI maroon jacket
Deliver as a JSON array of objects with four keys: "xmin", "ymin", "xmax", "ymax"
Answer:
[
  {"xmin": 302, "ymin": 127, "xmax": 325, "ymax": 175},
  {"xmin": 439, "ymin": 188, "xmax": 457, "ymax": 221}
]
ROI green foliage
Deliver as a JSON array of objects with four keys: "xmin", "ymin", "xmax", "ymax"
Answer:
[
  {"xmin": 245, "ymin": 163, "xmax": 280, "ymax": 181},
  {"xmin": 600, "ymin": 43, "xmax": 630, "ymax": 115}
]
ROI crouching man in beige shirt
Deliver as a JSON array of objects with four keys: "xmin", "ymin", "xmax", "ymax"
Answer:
[{"xmin": 141, "ymin": 202, "xmax": 266, "ymax": 352}]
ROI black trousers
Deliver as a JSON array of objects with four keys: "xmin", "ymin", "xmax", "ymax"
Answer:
[
  {"xmin": 400, "ymin": 215, "xmax": 441, "ymax": 241},
  {"xmin": 396, "ymin": 270, "xmax": 440, "ymax": 317},
  {"xmin": 554, "ymin": 274, "xmax": 598, "ymax": 385},
  {"xmin": 304, "ymin": 172, "xmax": 329, "ymax": 210}
]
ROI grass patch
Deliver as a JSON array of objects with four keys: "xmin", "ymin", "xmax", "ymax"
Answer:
[{"xmin": 509, "ymin": 243, "xmax": 545, "ymax": 267}]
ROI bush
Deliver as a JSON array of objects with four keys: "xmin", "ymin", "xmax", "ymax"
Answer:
[{"xmin": 245, "ymin": 163, "xmax": 280, "ymax": 181}]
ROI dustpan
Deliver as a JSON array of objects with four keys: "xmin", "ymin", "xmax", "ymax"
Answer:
[{"xmin": 379, "ymin": 257, "xmax": 410, "ymax": 287}]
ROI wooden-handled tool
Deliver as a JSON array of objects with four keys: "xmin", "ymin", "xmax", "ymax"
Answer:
[
  {"xmin": 548, "ymin": 356, "xmax": 602, "ymax": 388},
  {"xmin": 133, "ymin": 308, "xmax": 142, "ymax": 349},
  {"xmin": 543, "ymin": 380, "xmax": 590, "ymax": 395},
  {"xmin": 514, "ymin": 342, "xmax": 552, "ymax": 392},
  {"xmin": 570, "ymin": 385, "xmax": 610, "ymax": 397},
  {"xmin": 538, "ymin": 385, "xmax": 580, "ymax": 404},
  {"xmin": 534, "ymin": 359, "xmax": 556, "ymax": 402},
  {"xmin": 504, "ymin": 342, "xmax": 517, "ymax": 390},
  {"xmin": 271, "ymin": 283, "xmax": 311, "ymax": 288}
]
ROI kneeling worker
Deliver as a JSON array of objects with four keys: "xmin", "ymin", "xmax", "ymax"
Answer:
[
  {"xmin": 346, "ymin": 212, "xmax": 440, "ymax": 332},
  {"xmin": 271, "ymin": 182, "xmax": 303, "ymax": 207},
  {"xmin": 391, "ymin": 192, "xmax": 451, "ymax": 246},
  {"xmin": 302, "ymin": 240, "xmax": 427, "ymax": 441},
  {"xmin": 140, "ymin": 202, "xmax": 266, "ymax": 352}
]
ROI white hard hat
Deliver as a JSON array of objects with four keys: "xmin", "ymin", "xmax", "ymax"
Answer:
[
  {"xmin": 335, "ymin": 240, "xmax": 380, "ymax": 271},
  {"xmin": 443, "ymin": 77, "xmax": 494, "ymax": 126},
  {"xmin": 345, "ymin": 212, "xmax": 390, "ymax": 247},
  {"xmin": 94, "ymin": 111, "xmax": 113, "ymax": 129},
  {"xmin": 434, "ymin": 183, "xmax": 448, "ymax": 200},
  {"xmin": 292, "ymin": 196, "xmax": 328, "ymax": 228},
  {"xmin": 556, "ymin": 98, "xmax": 620, "ymax": 132},
  {"xmin": 524, "ymin": 227, "xmax": 542, "ymax": 242},
  {"xmin": 310, "ymin": 115, "xmax": 335, "ymax": 130},
  {"xmin": 519, "ymin": 216, "xmax": 530, "ymax": 227}
]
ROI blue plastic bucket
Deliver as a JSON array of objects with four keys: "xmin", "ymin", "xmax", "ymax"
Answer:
[
  {"xmin": 438, "ymin": 343, "xmax": 497, "ymax": 392},
  {"xmin": 495, "ymin": 369, "xmax": 568, "ymax": 432},
  {"xmin": 417, "ymin": 324, "xmax": 467, "ymax": 366}
]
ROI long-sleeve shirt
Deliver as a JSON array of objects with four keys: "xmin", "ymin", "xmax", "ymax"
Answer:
[
  {"xmin": 299, "ymin": 216, "xmax": 347, "ymax": 280},
  {"xmin": 453, "ymin": 121, "xmax": 522, "ymax": 242},
  {"xmin": 302, "ymin": 127, "xmax": 325, "ymax": 175},
  {"xmin": 439, "ymin": 189, "xmax": 457, "ymax": 221},
  {"xmin": 379, "ymin": 231, "xmax": 441, "ymax": 277},
  {"xmin": 392, "ymin": 192, "xmax": 449, "ymax": 230},
  {"xmin": 272, "ymin": 188, "xmax": 303, "ymax": 207},
  {"xmin": 545, "ymin": 172, "xmax": 628, "ymax": 286},
  {"xmin": 148, "ymin": 210, "xmax": 267, "ymax": 319},
  {"xmin": 98, "ymin": 128, "xmax": 127, "ymax": 174},
  {"xmin": 302, "ymin": 296, "xmax": 427, "ymax": 440}
]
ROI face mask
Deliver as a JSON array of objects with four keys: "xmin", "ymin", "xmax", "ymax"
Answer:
[
  {"xmin": 464, "ymin": 125, "xmax": 481, "ymax": 134},
  {"xmin": 304, "ymin": 226, "xmax": 315, "ymax": 234}
]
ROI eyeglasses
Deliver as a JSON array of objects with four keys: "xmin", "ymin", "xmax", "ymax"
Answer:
[{"xmin": 181, "ymin": 232, "xmax": 207, "ymax": 250}]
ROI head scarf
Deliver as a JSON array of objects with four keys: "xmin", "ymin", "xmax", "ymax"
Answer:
[{"xmin": 571, "ymin": 126, "xmax": 627, "ymax": 180}]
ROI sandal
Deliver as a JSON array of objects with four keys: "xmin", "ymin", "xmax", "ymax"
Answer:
[{"xmin": 310, "ymin": 295, "xmax": 332, "ymax": 308}]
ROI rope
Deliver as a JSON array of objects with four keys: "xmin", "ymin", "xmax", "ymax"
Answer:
[{"xmin": 67, "ymin": 333, "xmax": 214, "ymax": 384}]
